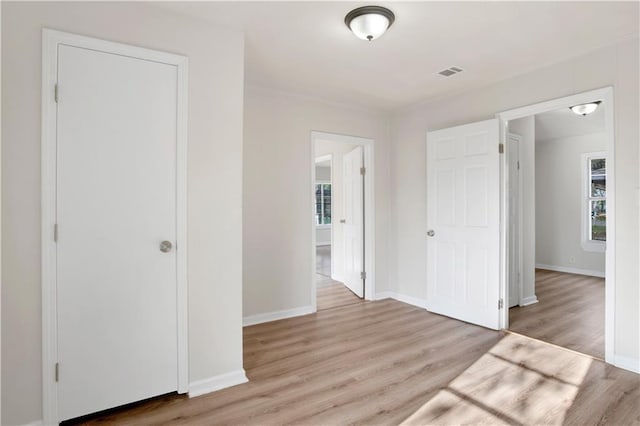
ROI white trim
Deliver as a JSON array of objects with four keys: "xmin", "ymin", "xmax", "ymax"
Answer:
[
  {"xmin": 496, "ymin": 86, "xmax": 615, "ymax": 365},
  {"xmin": 174, "ymin": 40, "xmax": 190, "ymax": 396},
  {"xmin": 20, "ymin": 421, "xmax": 44, "ymax": 426},
  {"xmin": 315, "ymin": 154, "xmax": 332, "ymax": 164},
  {"xmin": 613, "ymin": 355, "xmax": 640, "ymax": 374},
  {"xmin": 507, "ymin": 133, "xmax": 524, "ymax": 310},
  {"xmin": 243, "ymin": 305, "xmax": 314, "ymax": 327},
  {"xmin": 375, "ymin": 291, "xmax": 394, "ymax": 300},
  {"xmin": 310, "ymin": 131, "xmax": 376, "ymax": 312},
  {"xmin": 581, "ymin": 151, "xmax": 607, "ymax": 253},
  {"xmin": 41, "ymin": 29, "xmax": 189, "ymax": 424},
  {"xmin": 375, "ymin": 292, "xmax": 428, "ymax": 309},
  {"xmin": 519, "ymin": 295, "xmax": 539, "ymax": 306},
  {"xmin": 536, "ymin": 263, "xmax": 606, "ymax": 278},
  {"xmin": 188, "ymin": 370, "xmax": 248, "ymax": 398}
]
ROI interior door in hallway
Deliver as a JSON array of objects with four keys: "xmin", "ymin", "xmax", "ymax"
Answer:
[
  {"xmin": 342, "ymin": 146, "xmax": 364, "ymax": 298},
  {"xmin": 426, "ymin": 119, "xmax": 501, "ymax": 329},
  {"xmin": 56, "ymin": 44, "xmax": 179, "ymax": 420}
]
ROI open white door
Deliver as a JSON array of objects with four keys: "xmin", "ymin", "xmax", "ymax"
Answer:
[
  {"xmin": 426, "ymin": 119, "xmax": 501, "ymax": 330},
  {"xmin": 342, "ymin": 146, "xmax": 364, "ymax": 298}
]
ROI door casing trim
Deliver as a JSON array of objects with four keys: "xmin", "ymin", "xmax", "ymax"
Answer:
[
  {"xmin": 495, "ymin": 86, "xmax": 615, "ymax": 365},
  {"xmin": 41, "ymin": 29, "xmax": 189, "ymax": 424},
  {"xmin": 310, "ymin": 131, "xmax": 376, "ymax": 310}
]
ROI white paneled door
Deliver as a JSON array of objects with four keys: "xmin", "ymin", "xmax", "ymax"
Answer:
[
  {"xmin": 56, "ymin": 44, "xmax": 179, "ymax": 420},
  {"xmin": 426, "ymin": 119, "xmax": 501, "ymax": 330},
  {"xmin": 342, "ymin": 146, "xmax": 365, "ymax": 298}
]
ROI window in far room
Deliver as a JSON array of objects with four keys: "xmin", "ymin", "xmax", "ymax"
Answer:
[
  {"xmin": 315, "ymin": 183, "xmax": 332, "ymax": 226},
  {"xmin": 582, "ymin": 152, "xmax": 606, "ymax": 251}
]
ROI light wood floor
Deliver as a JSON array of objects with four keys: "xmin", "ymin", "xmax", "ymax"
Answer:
[
  {"xmin": 316, "ymin": 245, "xmax": 362, "ymax": 311},
  {"xmin": 317, "ymin": 282, "xmax": 363, "ymax": 311},
  {"xmin": 78, "ymin": 298, "xmax": 639, "ymax": 425},
  {"xmin": 510, "ymin": 269, "xmax": 604, "ymax": 359}
]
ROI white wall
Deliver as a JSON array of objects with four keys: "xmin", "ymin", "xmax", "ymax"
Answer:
[
  {"xmin": 390, "ymin": 38, "xmax": 639, "ymax": 364},
  {"xmin": 243, "ymin": 86, "xmax": 391, "ymax": 318},
  {"xmin": 316, "ymin": 227, "xmax": 331, "ymax": 246},
  {"xmin": 1, "ymin": 3, "xmax": 245, "ymax": 424},
  {"xmin": 536, "ymin": 132, "xmax": 606, "ymax": 274},
  {"xmin": 509, "ymin": 116, "xmax": 537, "ymax": 303},
  {"xmin": 315, "ymin": 165, "xmax": 331, "ymax": 182},
  {"xmin": 314, "ymin": 143, "xmax": 361, "ymax": 279}
]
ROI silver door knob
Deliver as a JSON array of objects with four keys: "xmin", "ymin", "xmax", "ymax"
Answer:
[
  {"xmin": 427, "ymin": 230, "xmax": 435, "ymax": 237},
  {"xmin": 160, "ymin": 241, "xmax": 173, "ymax": 253},
  {"xmin": 340, "ymin": 219, "xmax": 346, "ymax": 224}
]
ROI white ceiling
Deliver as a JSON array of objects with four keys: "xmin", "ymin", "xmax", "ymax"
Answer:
[
  {"xmin": 535, "ymin": 103, "xmax": 606, "ymax": 141},
  {"xmin": 157, "ymin": 1, "xmax": 639, "ymax": 111}
]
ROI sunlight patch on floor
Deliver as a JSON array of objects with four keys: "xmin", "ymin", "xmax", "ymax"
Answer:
[{"xmin": 401, "ymin": 333, "xmax": 592, "ymax": 425}]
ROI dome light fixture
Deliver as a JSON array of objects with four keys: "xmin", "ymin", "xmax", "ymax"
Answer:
[
  {"xmin": 345, "ymin": 6, "xmax": 395, "ymax": 41},
  {"xmin": 570, "ymin": 101, "xmax": 601, "ymax": 116}
]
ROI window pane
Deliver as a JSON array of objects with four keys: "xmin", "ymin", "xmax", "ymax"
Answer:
[
  {"xmin": 315, "ymin": 184, "xmax": 322, "ymax": 225},
  {"xmin": 590, "ymin": 200, "xmax": 606, "ymax": 241},
  {"xmin": 590, "ymin": 158, "xmax": 606, "ymax": 197},
  {"xmin": 322, "ymin": 184, "xmax": 332, "ymax": 225},
  {"xmin": 591, "ymin": 158, "xmax": 605, "ymax": 173}
]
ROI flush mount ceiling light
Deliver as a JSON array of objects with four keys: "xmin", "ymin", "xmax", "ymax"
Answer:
[
  {"xmin": 345, "ymin": 6, "xmax": 395, "ymax": 41},
  {"xmin": 570, "ymin": 101, "xmax": 601, "ymax": 116}
]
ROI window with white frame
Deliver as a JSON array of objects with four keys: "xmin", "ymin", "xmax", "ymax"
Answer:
[
  {"xmin": 582, "ymin": 152, "xmax": 606, "ymax": 252},
  {"xmin": 315, "ymin": 183, "xmax": 332, "ymax": 226}
]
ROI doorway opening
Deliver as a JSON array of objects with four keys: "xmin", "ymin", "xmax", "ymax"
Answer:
[
  {"xmin": 311, "ymin": 132, "xmax": 375, "ymax": 312},
  {"xmin": 314, "ymin": 155, "xmax": 361, "ymax": 310},
  {"xmin": 498, "ymin": 87, "xmax": 614, "ymax": 362}
]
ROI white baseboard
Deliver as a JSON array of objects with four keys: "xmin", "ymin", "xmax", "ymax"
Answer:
[
  {"xmin": 376, "ymin": 291, "xmax": 427, "ymax": 309},
  {"xmin": 189, "ymin": 369, "xmax": 248, "ymax": 398},
  {"xmin": 243, "ymin": 305, "xmax": 314, "ymax": 327},
  {"xmin": 536, "ymin": 263, "xmax": 605, "ymax": 278},
  {"xmin": 375, "ymin": 291, "xmax": 393, "ymax": 300},
  {"xmin": 519, "ymin": 295, "xmax": 539, "ymax": 306},
  {"xmin": 331, "ymin": 274, "xmax": 344, "ymax": 282},
  {"xmin": 20, "ymin": 420, "xmax": 43, "ymax": 426},
  {"xmin": 614, "ymin": 355, "xmax": 640, "ymax": 374}
]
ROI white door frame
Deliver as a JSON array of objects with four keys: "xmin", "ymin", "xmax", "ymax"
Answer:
[
  {"xmin": 507, "ymin": 133, "xmax": 524, "ymax": 308},
  {"xmin": 41, "ymin": 29, "xmax": 189, "ymax": 424},
  {"xmin": 310, "ymin": 131, "xmax": 375, "ymax": 310},
  {"xmin": 496, "ymin": 86, "xmax": 615, "ymax": 364}
]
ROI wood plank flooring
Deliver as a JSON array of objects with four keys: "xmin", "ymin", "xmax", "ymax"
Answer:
[
  {"xmin": 509, "ymin": 269, "xmax": 604, "ymax": 359},
  {"xmin": 317, "ymin": 281, "xmax": 362, "ymax": 311},
  {"xmin": 316, "ymin": 245, "xmax": 362, "ymax": 311},
  {"xmin": 315, "ymin": 245, "xmax": 332, "ymax": 283},
  {"xmin": 77, "ymin": 298, "xmax": 639, "ymax": 425}
]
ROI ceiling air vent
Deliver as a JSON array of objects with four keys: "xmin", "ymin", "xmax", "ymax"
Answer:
[{"xmin": 438, "ymin": 66, "xmax": 464, "ymax": 77}]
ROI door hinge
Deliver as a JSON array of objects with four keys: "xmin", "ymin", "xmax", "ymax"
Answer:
[
  {"xmin": 54, "ymin": 224, "xmax": 58, "ymax": 243},
  {"xmin": 498, "ymin": 143, "xmax": 504, "ymax": 154},
  {"xmin": 498, "ymin": 299, "xmax": 504, "ymax": 309},
  {"xmin": 55, "ymin": 363, "xmax": 59, "ymax": 382},
  {"xmin": 360, "ymin": 271, "xmax": 367, "ymax": 280},
  {"xmin": 517, "ymin": 160, "xmax": 520, "ymax": 170},
  {"xmin": 54, "ymin": 84, "xmax": 59, "ymax": 103},
  {"xmin": 360, "ymin": 166, "xmax": 366, "ymax": 176}
]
